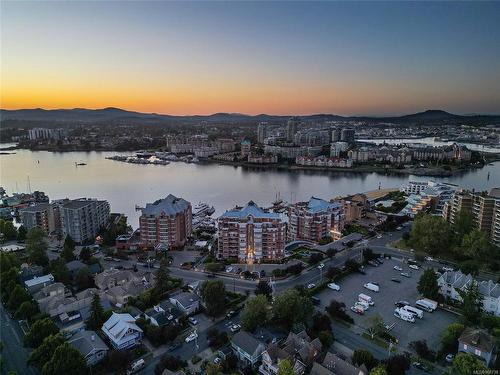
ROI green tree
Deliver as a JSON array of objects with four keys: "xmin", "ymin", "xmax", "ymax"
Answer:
[
  {"xmin": 440, "ymin": 323, "xmax": 465, "ymax": 354},
  {"xmin": 28, "ymin": 334, "xmax": 65, "ymax": 370},
  {"xmin": 0, "ymin": 219, "xmax": 17, "ymax": 241},
  {"xmin": 24, "ymin": 318, "xmax": 60, "ymax": 348},
  {"xmin": 154, "ymin": 258, "xmax": 172, "ymax": 298},
  {"xmin": 366, "ymin": 314, "xmax": 384, "ymax": 340},
  {"xmin": 79, "ymin": 247, "xmax": 91, "ymax": 263},
  {"xmin": 459, "ymin": 260, "xmax": 480, "ymax": 276},
  {"xmin": 61, "ymin": 236, "xmax": 75, "ymax": 262},
  {"xmin": 460, "ymin": 229, "xmax": 491, "ymax": 261},
  {"xmin": 15, "ymin": 301, "xmax": 38, "ymax": 321},
  {"xmin": 200, "ymin": 280, "xmax": 226, "ymax": 317},
  {"xmin": 277, "ymin": 359, "xmax": 294, "ymax": 375},
  {"xmin": 369, "ymin": 366, "xmax": 388, "ymax": 375},
  {"xmin": 205, "ymin": 363, "xmax": 221, "ymax": 375},
  {"xmin": 41, "ymin": 343, "xmax": 87, "ymax": 375},
  {"xmin": 272, "ymin": 289, "xmax": 313, "ymax": 330},
  {"xmin": 417, "ymin": 268, "xmax": 439, "ymax": 300},
  {"xmin": 17, "ymin": 225, "xmax": 27, "ymax": 242},
  {"xmin": 74, "ymin": 267, "xmax": 93, "ymax": 290},
  {"xmin": 451, "ymin": 352, "xmax": 487, "ymax": 375},
  {"xmin": 318, "ymin": 330, "xmax": 333, "ymax": 348},
  {"xmin": 26, "ymin": 228, "xmax": 49, "ymax": 267},
  {"xmin": 453, "ymin": 210, "xmax": 475, "ymax": 240},
  {"xmin": 49, "ymin": 259, "xmax": 71, "ymax": 285},
  {"xmin": 0, "ymin": 253, "xmax": 19, "ymax": 273},
  {"xmin": 254, "ymin": 280, "xmax": 273, "ymax": 300},
  {"xmin": 240, "ymin": 295, "xmax": 269, "ymax": 332},
  {"xmin": 7, "ymin": 285, "xmax": 31, "ymax": 311},
  {"xmin": 384, "ymin": 354, "xmax": 410, "ymax": 375},
  {"xmin": 1, "ymin": 267, "xmax": 20, "ymax": 297},
  {"xmin": 409, "ymin": 214, "xmax": 451, "ymax": 255},
  {"xmin": 86, "ymin": 293, "xmax": 106, "ymax": 330},
  {"xmin": 458, "ymin": 280, "xmax": 482, "ymax": 324},
  {"xmin": 352, "ymin": 349, "xmax": 378, "ymax": 371}
]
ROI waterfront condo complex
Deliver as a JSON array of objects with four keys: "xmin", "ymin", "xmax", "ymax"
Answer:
[
  {"xmin": 217, "ymin": 201, "xmax": 286, "ymax": 263},
  {"xmin": 139, "ymin": 194, "xmax": 192, "ymax": 249},
  {"xmin": 288, "ymin": 197, "xmax": 345, "ymax": 243}
]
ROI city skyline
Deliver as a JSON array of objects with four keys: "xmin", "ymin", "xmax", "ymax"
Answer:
[{"xmin": 1, "ymin": 1, "xmax": 500, "ymax": 116}]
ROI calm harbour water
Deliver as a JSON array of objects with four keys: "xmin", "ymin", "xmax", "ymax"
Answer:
[{"xmin": 1, "ymin": 148, "xmax": 499, "ymax": 228}]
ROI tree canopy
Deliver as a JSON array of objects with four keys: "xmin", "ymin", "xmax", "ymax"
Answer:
[
  {"xmin": 26, "ymin": 228, "xmax": 49, "ymax": 267},
  {"xmin": 240, "ymin": 295, "xmax": 269, "ymax": 332},
  {"xmin": 28, "ymin": 334, "xmax": 66, "ymax": 370},
  {"xmin": 24, "ymin": 318, "xmax": 60, "ymax": 348},
  {"xmin": 409, "ymin": 214, "xmax": 451, "ymax": 255},
  {"xmin": 277, "ymin": 359, "xmax": 294, "ymax": 375},
  {"xmin": 272, "ymin": 288, "xmax": 313, "ymax": 329},
  {"xmin": 200, "ymin": 280, "xmax": 226, "ymax": 317},
  {"xmin": 452, "ymin": 353, "xmax": 487, "ymax": 375},
  {"xmin": 41, "ymin": 343, "xmax": 88, "ymax": 375},
  {"xmin": 417, "ymin": 268, "xmax": 440, "ymax": 300}
]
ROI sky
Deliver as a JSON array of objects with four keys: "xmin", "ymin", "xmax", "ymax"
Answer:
[{"xmin": 1, "ymin": 1, "xmax": 500, "ymax": 116}]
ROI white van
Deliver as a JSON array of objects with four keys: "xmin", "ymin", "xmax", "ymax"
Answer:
[
  {"xmin": 394, "ymin": 308, "xmax": 415, "ymax": 323},
  {"xmin": 358, "ymin": 293, "xmax": 374, "ymax": 306},
  {"xmin": 415, "ymin": 298, "xmax": 437, "ymax": 312},
  {"xmin": 402, "ymin": 305, "xmax": 424, "ymax": 319},
  {"xmin": 364, "ymin": 283, "xmax": 380, "ymax": 293}
]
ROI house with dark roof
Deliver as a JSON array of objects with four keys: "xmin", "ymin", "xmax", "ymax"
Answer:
[
  {"xmin": 458, "ymin": 328, "xmax": 496, "ymax": 367},
  {"xmin": 282, "ymin": 331, "xmax": 322, "ymax": 365},
  {"xmin": 231, "ymin": 331, "xmax": 266, "ymax": 366},
  {"xmin": 144, "ymin": 300, "xmax": 183, "ymax": 327},
  {"xmin": 169, "ymin": 292, "xmax": 200, "ymax": 315},
  {"xmin": 68, "ymin": 330, "xmax": 109, "ymax": 366},
  {"xmin": 259, "ymin": 343, "xmax": 306, "ymax": 375},
  {"xmin": 310, "ymin": 352, "xmax": 368, "ymax": 375}
]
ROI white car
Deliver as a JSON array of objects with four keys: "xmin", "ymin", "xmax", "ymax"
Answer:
[
  {"xmin": 188, "ymin": 317, "xmax": 198, "ymax": 325},
  {"xmin": 327, "ymin": 283, "xmax": 341, "ymax": 291},
  {"xmin": 393, "ymin": 265, "xmax": 403, "ymax": 271},
  {"xmin": 376, "ymin": 234, "xmax": 382, "ymax": 239},
  {"xmin": 185, "ymin": 332, "xmax": 198, "ymax": 343},
  {"xmin": 214, "ymin": 357, "xmax": 222, "ymax": 365},
  {"xmin": 401, "ymin": 272, "xmax": 411, "ymax": 278},
  {"xmin": 424, "ymin": 256, "xmax": 434, "ymax": 262},
  {"xmin": 318, "ymin": 263, "xmax": 325, "ymax": 269},
  {"xmin": 442, "ymin": 266, "xmax": 454, "ymax": 272},
  {"xmin": 307, "ymin": 283, "xmax": 316, "ymax": 289},
  {"xmin": 226, "ymin": 266, "xmax": 233, "ymax": 273},
  {"xmin": 409, "ymin": 264, "xmax": 419, "ymax": 270},
  {"xmin": 230, "ymin": 324, "xmax": 241, "ymax": 333}
]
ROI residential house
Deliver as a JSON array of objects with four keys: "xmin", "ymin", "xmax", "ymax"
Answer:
[
  {"xmin": 144, "ymin": 300, "xmax": 183, "ymax": 327},
  {"xmin": 68, "ymin": 330, "xmax": 109, "ymax": 366},
  {"xmin": 231, "ymin": 331, "xmax": 266, "ymax": 366},
  {"xmin": 259, "ymin": 344, "xmax": 306, "ymax": 375},
  {"xmin": 24, "ymin": 274, "xmax": 55, "ymax": 294},
  {"xmin": 95, "ymin": 269, "xmax": 154, "ymax": 307},
  {"xmin": 282, "ymin": 331, "xmax": 322, "ymax": 365},
  {"xmin": 102, "ymin": 312, "xmax": 143, "ymax": 350},
  {"xmin": 169, "ymin": 292, "xmax": 200, "ymax": 315},
  {"xmin": 33, "ymin": 283, "xmax": 97, "ymax": 317},
  {"xmin": 19, "ymin": 264, "xmax": 44, "ymax": 283},
  {"xmin": 310, "ymin": 352, "xmax": 368, "ymax": 375},
  {"xmin": 458, "ymin": 328, "xmax": 496, "ymax": 367},
  {"xmin": 437, "ymin": 271, "xmax": 500, "ymax": 316}
]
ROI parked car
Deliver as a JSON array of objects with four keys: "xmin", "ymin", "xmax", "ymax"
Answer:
[
  {"xmin": 412, "ymin": 362, "xmax": 429, "ymax": 372},
  {"xmin": 445, "ymin": 354, "xmax": 454, "ymax": 363},
  {"xmin": 127, "ymin": 359, "xmax": 145, "ymax": 375},
  {"xmin": 260, "ymin": 270, "xmax": 266, "ymax": 277},
  {"xmin": 393, "ymin": 265, "xmax": 403, "ymax": 271},
  {"xmin": 409, "ymin": 264, "xmax": 419, "ymax": 270},
  {"xmin": 442, "ymin": 266, "xmax": 454, "ymax": 272},
  {"xmin": 307, "ymin": 283, "xmax": 316, "ymax": 289},
  {"xmin": 425, "ymin": 256, "xmax": 434, "ymax": 262},
  {"xmin": 391, "ymin": 278, "xmax": 401, "ymax": 283},
  {"xmin": 226, "ymin": 310, "xmax": 236, "ymax": 319},
  {"xmin": 350, "ymin": 306, "xmax": 364, "ymax": 315},
  {"xmin": 376, "ymin": 234, "xmax": 382, "ymax": 239},
  {"xmin": 230, "ymin": 324, "xmax": 241, "ymax": 333},
  {"xmin": 327, "ymin": 283, "xmax": 341, "ymax": 291},
  {"xmin": 185, "ymin": 332, "xmax": 198, "ymax": 343},
  {"xmin": 318, "ymin": 263, "xmax": 325, "ymax": 269},
  {"xmin": 311, "ymin": 296, "xmax": 320, "ymax": 306},
  {"xmin": 401, "ymin": 272, "xmax": 411, "ymax": 278},
  {"xmin": 214, "ymin": 357, "xmax": 222, "ymax": 365},
  {"xmin": 368, "ymin": 261, "xmax": 379, "ymax": 267},
  {"xmin": 188, "ymin": 317, "xmax": 198, "ymax": 325},
  {"xmin": 377, "ymin": 257, "xmax": 384, "ymax": 264}
]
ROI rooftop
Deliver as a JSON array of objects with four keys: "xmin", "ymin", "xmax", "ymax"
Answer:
[
  {"xmin": 68, "ymin": 330, "xmax": 108, "ymax": 356},
  {"xmin": 220, "ymin": 201, "xmax": 279, "ymax": 220},
  {"xmin": 141, "ymin": 194, "xmax": 191, "ymax": 217},
  {"xmin": 459, "ymin": 328, "xmax": 495, "ymax": 353}
]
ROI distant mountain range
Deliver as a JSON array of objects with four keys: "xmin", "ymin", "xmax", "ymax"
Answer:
[{"xmin": 1, "ymin": 107, "xmax": 499, "ymax": 126}]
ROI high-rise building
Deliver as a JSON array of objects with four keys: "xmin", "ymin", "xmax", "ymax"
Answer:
[
  {"xmin": 286, "ymin": 117, "xmax": 300, "ymax": 142},
  {"xmin": 60, "ymin": 198, "xmax": 110, "ymax": 244},
  {"xmin": 240, "ymin": 140, "xmax": 252, "ymax": 157},
  {"xmin": 139, "ymin": 194, "xmax": 192, "ymax": 249},
  {"xmin": 331, "ymin": 129, "xmax": 341, "ymax": 142},
  {"xmin": 340, "ymin": 129, "xmax": 356, "ymax": 143},
  {"xmin": 443, "ymin": 188, "xmax": 500, "ymax": 246},
  {"xmin": 217, "ymin": 201, "xmax": 286, "ymax": 263},
  {"xmin": 28, "ymin": 128, "xmax": 67, "ymax": 140},
  {"xmin": 257, "ymin": 122, "xmax": 268, "ymax": 144},
  {"xmin": 19, "ymin": 203, "xmax": 57, "ymax": 234},
  {"xmin": 288, "ymin": 197, "xmax": 345, "ymax": 243}
]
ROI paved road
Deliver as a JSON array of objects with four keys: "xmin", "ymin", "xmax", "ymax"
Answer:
[{"xmin": 0, "ymin": 303, "xmax": 37, "ymax": 375}]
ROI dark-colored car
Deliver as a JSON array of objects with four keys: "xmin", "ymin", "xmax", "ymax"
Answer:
[
  {"xmin": 311, "ymin": 296, "xmax": 321, "ymax": 306},
  {"xmin": 391, "ymin": 278, "xmax": 401, "ymax": 283}
]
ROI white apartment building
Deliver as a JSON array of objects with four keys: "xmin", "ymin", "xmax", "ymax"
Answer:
[{"xmin": 60, "ymin": 198, "xmax": 110, "ymax": 244}]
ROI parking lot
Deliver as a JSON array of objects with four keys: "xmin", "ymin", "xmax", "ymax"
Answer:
[{"xmin": 316, "ymin": 256, "xmax": 458, "ymax": 350}]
